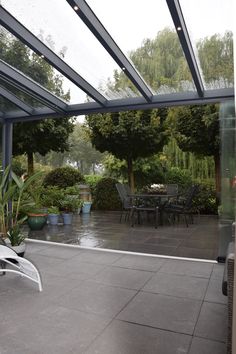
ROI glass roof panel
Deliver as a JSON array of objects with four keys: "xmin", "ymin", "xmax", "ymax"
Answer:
[
  {"xmin": 1, "ymin": 0, "xmax": 140, "ymax": 100},
  {"xmin": 87, "ymin": 0, "xmax": 196, "ymax": 95},
  {"xmin": 0, "ymin": 77, "xmax": 44, "ymax": 109},
  {"xmin": 0, "ymin": 94, "xmax": 22, "ymax": 113},
  {"xmin": 180, "ymin": 0, "xmax": 234, "ymax": 89},
  {"xmin": 0, "ymin": 25, "xmax": 93, "ymax": 104}
]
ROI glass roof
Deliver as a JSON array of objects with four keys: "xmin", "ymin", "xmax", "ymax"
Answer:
[
  {"xmin": 87, "ymin": 0, "xmax": 196, "ymax": 94},
  {"xmin": 0, "ymin": 25, "xmax": 90, "ymax": 104},
  {"xmin": 0, "ymin": 77, "xmax": 43, "ymax": 108},
  {"xmin": 0, "ymin": 0, "xmax": 234, "ymax": 121},
  {"xmin": 1, "ymin": 0, "xmax": 140, "ymax": 100},
  {"xmin": 180, "ymin": 0, "xmax": 234, "ymax": 90},
  {"xmin": 0, "ymin": 94, "xmax": 22, "ymax": 113}
]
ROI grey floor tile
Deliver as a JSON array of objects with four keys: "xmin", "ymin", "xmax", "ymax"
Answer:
[
  {"xmin": 159, "ymin": 259, "xmax": 213, "ymax": 278},
  {"xmin": 189, "ymin": 337, "xmax": 226, "ymax": 354},
  {"xmin": 211, "ymin": 263, "xmax": 225, "ymax": 279},
  {"xmin": 55, "ymin": 279, "xmax": 136, "ymax": 318},
  {"xmin": 194, "ymin": 302, "xmax": 227, "ymax": 342},
  {"xmin": 204, "ymin": 277, "xmax": 227, "ymax": 304},
  {"xmin": 76, "ymin": 250, "xmax": 123, "ymax": 264},
  {"xmin": 0, "ymin": 305, "xmax": 110, "ymax": 354},
  {"xmin": 118, "ymin": 291, "xmax": 202, "ymax": 335},
  {"xmin": 143, "ymin": 273, "xmax": 208, "ymax": 300},
  {"xmin": 85, "ymin": 319, "xmax": 191, "ymax": 354},
  {"xmin": 111, "ymin": 254, "xmax": 166, "ymax": 272},
  {"xmin": 93, "ymin": 266, "xmax": 153, "ymax": 290},
  {"xmin": 36, "ymin": 245, "xmax": 81, "ymax": 259}
]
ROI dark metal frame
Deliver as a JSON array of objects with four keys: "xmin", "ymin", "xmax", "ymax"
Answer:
[{"xmin": 0, "ymin": 0, "xmax": 234, "ymax": 123}]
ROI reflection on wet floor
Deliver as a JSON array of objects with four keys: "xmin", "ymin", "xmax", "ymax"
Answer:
[{"xmin": 28, "ymin": 211, "xmax": 219, "ymax": 260}]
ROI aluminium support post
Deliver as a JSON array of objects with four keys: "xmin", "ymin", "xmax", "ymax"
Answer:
[{"xmin": 2, "ymin": 120, "xmax": 13, "ymax": 170}]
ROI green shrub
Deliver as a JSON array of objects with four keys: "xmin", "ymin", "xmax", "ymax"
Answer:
[
  {"xmin": 165, "ymin": 167, "xmax": 192, "ymax": 188},
  {"xmin": 193, "ymin": 183, "xmax": 218, "ymax": 215},
  {"xmin": 43, "ymin": 166, "xmax": 85, "ymax": 188},
  {"xmin": 84, "ymin": 175, "xmax": 103, "ymax": 197},
  {"xmin": 93, "ymin": 177, "xmax": 121, "ymax": 210},
  {"xmin": 41, "ymin": 186, "xmax": 65, "ymax": 208}
]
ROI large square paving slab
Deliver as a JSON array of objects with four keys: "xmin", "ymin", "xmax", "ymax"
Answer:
[{"xmin": 118, "ymin": 291, "xmax": 202, "ymax": 335}]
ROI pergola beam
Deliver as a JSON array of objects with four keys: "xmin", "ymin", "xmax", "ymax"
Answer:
[
  {"xmin": 0, "ymin": 6, "xmax": 107, "ymax": 106},
  {"xmin": 0, "ymin": 60, "xmax": 67, "ymax": 113},
  {"xmin": 4, "ymin": 88, "xmax": 234, "ymax": 123},
  {"xmin": 0, "ymin": 85, "xmax": 33, "ymax": 114},
  {"xmin": 66, "ymin": 0, "xmax": 153, "ymax": 102},
  {"xmin": 166, "ymin": 0, "xmax": 204, "ymax": 97}
]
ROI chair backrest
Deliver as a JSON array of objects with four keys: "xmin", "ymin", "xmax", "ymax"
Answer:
[
  {"xmin": 115, "ymin": 183, "xmax": 132, "ymax": 208},
  {"xmin": 184, "ymin": 185, "xmax": 199, "ymax": 209},
  {"xmin": 166, "ymin": 184, "xmax": 178, "ymax": 195},
  {"xmin": 123, "ymin": 184, "xmax": 131, "ymax": 196}
]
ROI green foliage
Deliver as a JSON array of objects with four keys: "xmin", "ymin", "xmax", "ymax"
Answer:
[
  {"xmin": 7, "ymin": 225, "xmax": 26, "ymax": 247},
  {"xmin": 192, "ymin": 183, "xmax": 218, "ymax": 215},
  {"xmin": 60, "ymin": 195, "xmax": 82, "ymax": 212},
  {"xmin": 93, "ymin": 177, "xmax": 121, "ymax": 211},
  {"xmin": 41, "ymin": 186, "xmax": 65, "ymax": 208},
  {"xmin": 67, "ymin": 123, "xmax": 105, "ymax": 174},
  {"xmin": 47, "ymin": 206, "xmax": 60, "ymax": 215},
  {"xmin": 84, "ymin": 175, "xmax": 103, "ymax": 196},
  {"xmin": 0, "ymin": 166, "xmax": 43, "ymax": 243},
  {"xmin": 43, "ymin": 166, "xmax": 85, "ymax": 188},
  {"xmin": 164, "ymin": 167, "xmax": 192, "ymax": 188}
]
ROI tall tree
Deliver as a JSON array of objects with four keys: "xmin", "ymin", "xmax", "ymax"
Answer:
[
  {"xmin": 167, "ymin": 104, "xmax": 221, "ymax": 192},
  {"xmin": 86, "ymin": 109, "xmax": 168, "ymax": 191},
  {"xmin": 0, "ymin": 28, "xmax": 74, "ymax": 174},
  {"xmin": 68, "ymin": 123, "xmax": 105, "ymax": 174}
]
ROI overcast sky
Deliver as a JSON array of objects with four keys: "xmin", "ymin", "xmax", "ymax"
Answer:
[{"xmin": 1, "ymin": 0, "xmax": 234, "ymax": 106}]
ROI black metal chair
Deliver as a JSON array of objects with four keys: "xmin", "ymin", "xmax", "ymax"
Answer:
[
  {"xmin": 115, "ymin": 183, "xmax": 134, "ymax": 222},
  {"xmin": 163, "ymin": 185, "xmax": 199, "ymax": 227}
]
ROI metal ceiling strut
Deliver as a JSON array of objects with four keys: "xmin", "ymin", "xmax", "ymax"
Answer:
[
  {"xmin": 66, "ymin": 0, "xmax": 153, "ymax": 102},
  {"xmin": 166, "ymin": 0, "xmax": 204, "ymax": 97},
  {"xmin": 0, "ymin": 85, "xmax": 33, "ymax": 114},
  {"xmin": 5, "ymin": 88, "xmax": 234, "ymax": 123},
  {"xmin": 0, "ymin": 60, "xmax": 68, "ymax": 113},
  {"xmin": 0, "ymin": 6, "xmax": 107, "ymax": 106}
]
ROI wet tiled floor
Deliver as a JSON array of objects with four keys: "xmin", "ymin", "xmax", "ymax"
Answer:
[
  {"xmin": 0, "ymin": 242, "xmax": 226, "ymax": 354},
  {"xmin": 28, "ymin": 212, "xmax": 219, "ymax": 260}
]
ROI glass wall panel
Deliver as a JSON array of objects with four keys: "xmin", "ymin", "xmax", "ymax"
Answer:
[
  {"xmin": 0, "ymin": 95, "xmax": 23, "ymax": 113},
  {"xmin": 180, "ymin": 0, "xmax": 234, "ymax": 90},
  {"xmin": 1, "ymin": 0, "xmax": 140, "ymax": 100},
  {"xmin": 87, "ymin": 0, "xmax": 196, "ymax": 95},
  {"xmin": 0, "ymin": 25, "xmax": 91, "ymax": 104},
  {"xmin": 218, "ymin": 100, "xmax": 236, "ymax": 260}
]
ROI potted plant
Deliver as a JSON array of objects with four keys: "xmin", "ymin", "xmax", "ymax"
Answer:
[
  {"xmin": 0, "ymin": 166, "xmax": 43, "ymax": 255},
  {"xmin": 26, "ymin": 185, "xmax": 48, "ymax": 230},
  {"xmin": 5, "ymin": 224, "xmax": 26, "ymax": 257},
  {"xmin": 47, "ymin": 206, "xmax": 60, "ymax": 225},
  {"xmin": 60, "ymin": 195, "xmax": 82, "ymax": 225}
]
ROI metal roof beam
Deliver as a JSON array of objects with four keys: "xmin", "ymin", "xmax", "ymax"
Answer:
[
  {"xmin": 166, "ymin": 0, "xmax": 204, "ymax": 97},
  {"xmin": 0, "ymin": 6, "xmax": 107, "ymax": 106},
  {"xmin": 4, "ymin": 88, "xmax": 234, "ymax": 122},
  {"xmin": 66, "ymin": 0, "xmax": 153, "ymax": 102},
  {"xmin": 0, "ymin": 85, "xmax": 33, "ymax": 114},
  {"xmin": 0, "ymin": 60, "xmax": 67, "ymax": 113}
]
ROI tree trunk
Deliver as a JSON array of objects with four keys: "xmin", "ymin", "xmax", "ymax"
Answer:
[
  {"xmin": 214, "ymin": 154, "xmax": 221, "ymax": 199},
  {"xmin": 127, "ymin": 158, "xmax": 135, "ymax": 193},
  {"xmin": 27, "ymin": 152, "xmax": 34, "ymax": 175}
]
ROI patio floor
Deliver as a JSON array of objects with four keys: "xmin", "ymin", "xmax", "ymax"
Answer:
[
  {"xmin": 0, "ymin": 242, "xmax": 227, "ymax": 354},
  {"xmin": 28, "ymin": 212, "xmax": 219, "ymax": 260}
]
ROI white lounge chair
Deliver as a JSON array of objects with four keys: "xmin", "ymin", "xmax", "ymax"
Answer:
[{"xmin": 0, "ymin": 245, "xmax": 42, "ymax": 292}]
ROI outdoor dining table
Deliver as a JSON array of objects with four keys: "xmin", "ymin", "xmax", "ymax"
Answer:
[{"xmin": 128, "ymin": 193, "xmax": 177, "ymax": 225}]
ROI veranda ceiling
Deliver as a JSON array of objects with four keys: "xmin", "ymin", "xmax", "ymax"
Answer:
[{"xmin": 0, "ymin": 0, "xmax": 234, "ymax": 123}]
